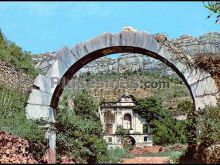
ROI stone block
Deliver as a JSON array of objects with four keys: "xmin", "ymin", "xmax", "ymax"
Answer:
[
  {"xmin": 145, "ymin": 35, "xmax": 161, "ymax": 54},
  {"xmin": 190, "ymin": 77, "xmax": 219, "ymax": 97},
  {"xmin": 70, "ymin": 42, "xmax": 89, "ymax": 60},
  {"xmin": 33, "ymin": 74, "xmax": 55, "ymax": 94},
  {"xmin": 56, "ymin": 46, "xmax": 77, "ymax": 68},
  {"xmin": 194, "ymin": 95, "xmax": 218, "ymax": 111},
  {"xmin": 45, "ymin": 59, "xmax": 69, "ymax": 80},
  {"xmin": 121, "ymin": 31, "xmax": 136, "ymax": 46},
  {"xmin": 112, "ymin": 32, "xmax": 122, "ymax": 47},
  {"xmin": 27, "ymin": 89, "xmax": 52, "ymax": 106},
  {"xmin": 133, "ymin": 31, "xmax": 151, "ymax": 49},
  {"xmin": 157, "ymin": 46, "xmax": 173, "ymax": 61},
  {"xmin": 84, "ymin": 32, "xmax": 113, "ymax": 53},
  {"xmin": 184, "ymin": 69, "xmax": 210, "ymax": 85},
  {"xmin": 25, "ymin": 104, "xmax": 55, "ymax": 122}
]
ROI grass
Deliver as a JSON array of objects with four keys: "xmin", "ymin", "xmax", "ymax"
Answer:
[
  {"xmin": 100, "ymin": 147, "xmax": 133, "ymax": 164},
  {"xmin": 136, "ymin": 151, "xmax": 184, "ymax": 163},
  {"xmin": 0, "ymin": 84, "xmax": 44, "ymax": 142}
]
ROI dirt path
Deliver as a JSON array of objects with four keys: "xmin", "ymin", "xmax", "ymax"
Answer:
[{"xmin": 120, "ymin": 157, "xmax": 170, "ymax": 164}]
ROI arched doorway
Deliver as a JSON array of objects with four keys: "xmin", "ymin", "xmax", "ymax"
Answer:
[
  {"xmin": 122, "ymin": 136, "xmax": 136, "ymax": 149},
  {"xmin": 25, "ymin": 29, "xmax": 219, "ymax": 163}
]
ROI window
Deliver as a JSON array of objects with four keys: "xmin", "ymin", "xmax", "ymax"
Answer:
[
  {"xmin": 108, "ymin": 137, "xmax": 112, "ymax": 143},
  {"xmin": 144, "ymin": 136, "xmax": 148, "ymax": 142},
  {"xmin": 123, "ymin": 113, "xmax": 132, "ymax": 129},
  {"xmin": 143, "ymin": 124, "xmax": 149, "ymax": 134},
  {"xmin": 106, "ymin": 124, "xmax": 113, "ymax": 134}
]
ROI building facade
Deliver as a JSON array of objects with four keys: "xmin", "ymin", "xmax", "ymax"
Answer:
[{"xmin": 98, "ymin": 94, "xmax": 153, "ymax": 149}]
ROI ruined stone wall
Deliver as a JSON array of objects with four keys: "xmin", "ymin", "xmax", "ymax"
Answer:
[{"xmin": 0, "ymin": 60, "xmax": 33, "ymax": 93}]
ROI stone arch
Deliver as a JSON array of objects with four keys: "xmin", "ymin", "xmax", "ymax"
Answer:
[
  {"xmin": 25, "ymin": 29, "xmax": 219, "ymax": 163},
  {"xmin": 25, "ymin": 30, "xmax": 219, "ymax": 121}
]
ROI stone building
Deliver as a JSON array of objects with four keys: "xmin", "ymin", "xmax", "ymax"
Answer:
[{"xmin": 98, "ymin": 94, "xmax": 153, "ymax": 149}]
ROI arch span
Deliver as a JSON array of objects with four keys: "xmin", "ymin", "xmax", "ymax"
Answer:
[{"xmin": 26, "ymin": 30, "xmax": 219, "ymax": 122}]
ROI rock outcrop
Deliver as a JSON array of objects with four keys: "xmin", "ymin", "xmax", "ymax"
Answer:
[{"xmin": 0, "ymin": 60, "xmax": 33, "ymax": 93}]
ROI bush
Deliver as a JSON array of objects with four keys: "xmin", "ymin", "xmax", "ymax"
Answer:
[
  {"xmin": 0, "ymin": 85, "xmax": 46, "ymax": 161},
  {"xmin": 101, "ymin": 147, "xmax": 133, "ymax": 164},
  {"xmin": 0, "ymin": 29, "xmax": 39, "ymax": 78},
  {"xmin": 134, "ymin": 96, "xmax": 192, "ymax": 145},
  {"xmin": 56, "ymin": 91, "xmax": 108, "ymax": 163},
  {"xmin": 194, "ymin": 105, "xmax": 220, "ymax": 163}
]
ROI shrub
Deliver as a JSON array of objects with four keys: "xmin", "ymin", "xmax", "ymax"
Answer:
[
  {"xmin": 0, "ymin": 29, "xmax": 39, "ymax": 78},
  {"xmin": 56, "ymin": 90, "xmax": 108, "ymax": 163},
  {"xmin": 0, "ymin": 85, "xmax": 46, "ymax": 161}
]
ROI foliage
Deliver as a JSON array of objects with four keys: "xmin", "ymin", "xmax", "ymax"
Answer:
[
  {"xmin": 0, "ymin": 29, "xmax": 39, "ymax": 78},
  {"xmin": 153, "ymin": 118, "xmax": 188, "ymax": 145},
  {"xmin": 196, "ymin": 105, "xmax": 220, "ymax": 146},
  {"xmin": 176, "ymin": 100, "xmax": 193, "ymax": 114},
  {"xmin": 180, "ymin": 104, "xmax": 220, "ymax": 164},
  {"xmin": 133, "ymin": 96, "xmax": 168, "ymax": 127},
  {"xmin": 100, "ymin": 147, "xmax": 133, "ymax": 164},
  {"xmin": 115, "ymin": 125, "xmax": 129, "ymax": 137},
  {"xmin": 73, "ymin": 91, "xmax": 99, "ymax": 121},
  {"xmin": 0, "ymin": 84, "xmax": 46, "ymax": 161},
  {"xmin": 204, "ymin": 1, "xmax": 220, "ymax": 23},
  {"xmin": 134, "ymin": 96, "xmax": 193, "ymax": 145},
  {"xmin": 56, "ymin": 91, "xmax": 108, "ymax": 164},
  {"xmin": 140, "ymin": 151, "xmax": 183, "ymax": 163},
  {"xmin": 0, "ymin": 84, "xmax": 44, "ymax": 141}
]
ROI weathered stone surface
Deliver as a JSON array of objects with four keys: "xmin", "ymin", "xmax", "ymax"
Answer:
[
  {"xmin": 56, "ymin": 46, "xmax": 77, "ymax": 68},
  {"xmin": 145, "ymin": 34, "xmax": 162, "ymax": 54},
  {"xmin": 157, "ymin": 46, "xmax": 173, "ymax": 61},
  {"xmin": 134, "ymin": 31, "xmax": 151, "ymax": 49},
  {"xmin": 84, "ymin": 32, "xmax": 113, "ymax": 53},
  {"xmin": 45, "ymin": 59, "xmax": 69, "ymax": 80},
  {"xmin": 121, "ymin": 31, "xmax": 136, "ymax": 46},
  {"xmin": 194, "ymin": 95, "xmax": 218, "ymax": 110},
  {"xmin": 33, "ymin": 74, "xmax": 55, "ymax": 94},
  {"xmin": 112, "ymin": 32, "xmax": 122, "ymax": 47},
  {"xmin": 190, "ymin": 77, "xmax": 219, "ymax": 97},
  {"xmin": 184, "ymin": 69, "xmax": 210, "ymax": 86},
  {"xmin": 27, "ymin": 89, "xmax": 52, "ymax": 106},
  {"xmin": 25, "ymin": 104, "xmax": 55, "ymax": 122},
  {"xmin": 70, "ymin": 42, "xmax": 89, "ymax": 60}
]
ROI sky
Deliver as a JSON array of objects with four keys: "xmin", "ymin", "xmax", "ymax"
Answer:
[{"xmin": 0, "ymin": 1, "xmax": 219, "ymax": 56}]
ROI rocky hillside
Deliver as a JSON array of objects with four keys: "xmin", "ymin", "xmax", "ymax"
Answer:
[{"xmin": 32, "ymin": 32, "xmax": 220, "ymax": 76}]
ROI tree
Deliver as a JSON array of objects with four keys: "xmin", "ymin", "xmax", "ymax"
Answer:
[
  {"xmin": 133, "ymin": 96, "xmax": 191, "ymax": 145},
  {"xmin": 56, "ymin": 91, "xmax": 108, "ymax": 164},
  {"xmin": 133, "ymin": 96, "xmax": 168, "ymax": 128},
  {"xmin": 204, "ymin": 1, "xmax": 220, "ymax": 23}
]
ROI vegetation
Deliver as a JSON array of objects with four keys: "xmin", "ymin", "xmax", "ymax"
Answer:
[
  {"xmin": 134, "ymin": 97, "xmax": 193, "ymax": 145},
  {"xmin": 101, "ymin": 147, "xmax": 133, "ymax": 164},
  {"xmin": 0, "ymin": 29, "xmax": 39, "ymax": 78},
  {"xmin": 56, "ymin": 91, "xmax": 108, "ymax": 164},
  {"xmin": 0, "ymin": 84, "xmax": 46, "ymax": 161},
  {"xmin": 204, "ymin": 1, "xmax": 220, "ymax": 23},
  {"xmin": 195, "ymin": 105, "xmax": 220, "ymax": 162},
  {"xmin": 139, "ymin": 151, "xmax": 183, "ymax": 163}
]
